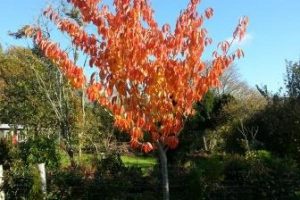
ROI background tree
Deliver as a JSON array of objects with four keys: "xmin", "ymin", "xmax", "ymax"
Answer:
[
  {"xmin": 0, "ymin": 44, "xmax": 117, "ymax": 168},
  {"xmin": 241, "ymin": 60, "xmax": 300, "ymax": 162},
  {"xmin": 0, "ymin": 47, "xmax": 57, "ymax": 130},
  {"xmin": 285, "ymin": 60, "xmax": 300, "ymax": 98},
  {"xmin": 167, "ymin": 90, "xmax": 234, "ymax": 164},
  {"xmin": 169, "ymin": 65, "xmax": 266, "ymax": 163},
  {"xmin": 26, "ymin": 0, "xmax": 248, "ymax": 199},
  {"xmin": 216, "ymin": 65, "xmax": 262, "ymax": 100}
]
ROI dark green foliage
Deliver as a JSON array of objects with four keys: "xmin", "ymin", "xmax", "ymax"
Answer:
[
  {"xmin": 224, "ymin": 127, "xmax": 246, "ymax": 153},
  {"xmin": 238, "ymin": 60, "xmax": 300, "ymax": 162},
  {"xmin": 285, "ymin": 60, "xmax": 300, "ymax": 98},
  {"xmin": 46, "ymin": 154, "xmax": 159, "ymax": 200},
  {"xmin": 188, "ymin": 91, "xmax": 233, "ymax": 131},
  {"xmin": 89, "ymin": 154, "xmax": 158, "ymax": 200},
  {"xmin": 224, "ymin": 121, "xmax": 263, "ymax": 154},
  {"xmin": 0, "ymin": 135, "xmax": 58, "ymax": 199},
  {"xmin": 3, "ymin": 169, "xmax": 35, "ymax": 200},
  {"xmin": 0, "ymin": 139, "xmax": 12, "ymax": 169},
  {"xmin": 186, "ymin": 152, "xmax": 300, "ymax": 200},
  {"xmin": 187, "ymin": 155, "xmax": 224, "ymax": 199},
  {"xmin": 80, "ymin": 103, "xmax": 116, "ymax": 153},
  {"xmin": 0, "ymin": 47, "xmax": 57, "ymax": 128},
  {"xmin": 168, "ymin": 91, "xmax": 234, "ymax": 165},
  {"xmin": 243, "ymin": 96, "xmax": 300, "ymax": 162},
  {"xmin": 19, "ymin": 135, "xmax": 61, "ymax": 170},
  {"xmin": 222, "ymin": 152, "xmax": 300, "ymax": 199},
  {"xmin": 224, "ymin": 59, "xmax": 300, "ymax": 157},
  {"xmin": 2, "ymin": 151, "xmax": 44, "ymax": 200},
  {"xmin": 47, "ymin": 167, "xmax": 85, "ymax": 200}
]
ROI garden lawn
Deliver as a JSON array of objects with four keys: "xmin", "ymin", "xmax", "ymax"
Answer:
[{"xmin": 121, "ymin": 155, "xmax": 157, "ymax": 175}]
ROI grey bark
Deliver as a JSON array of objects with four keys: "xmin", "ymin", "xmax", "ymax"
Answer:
[{"xmin": 157, "ymin": 142, "xmax": 169, "ymax": 200}]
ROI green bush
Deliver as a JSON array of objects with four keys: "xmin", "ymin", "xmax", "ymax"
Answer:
[
  {"xmin": 19, "ymin": 135, "xmax": 60, "ymax": 170},
  {"xmin": 2, "ymin": 160, "xmax": 44, "ymax": 200},
  {"xmin": 224, "ymin": 153, "xmax": 299, "ymax": 199},
  {"xmin": 187, "ymin": 155, "xmax": 224, "ymax": 200},
  {"xmin": 0, "ymin": 139, "xmax": 12, "ymax": 169},
  {"xmin": 187, "ymin": 152, "xmax": 300, "ymax": 200},
  {"xmin": 47, "ymin": 167, "xmax": 85, "ymax": 200},
  {"xmin": 0, "ymin": 135, "xmax": 59, "ymax": 199},
  {"xmin": 88, "ymin": 154, "xmax": 158, "ymax": 200},
  {"xmin": 46, "ymin": 154, "xmax": 158, "ymax": 199}
]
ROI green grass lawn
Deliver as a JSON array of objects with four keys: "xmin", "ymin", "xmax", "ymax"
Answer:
[
  {"xmin": 60, "ymin": 150, "xmax": 157, "ymax": 171},
  {"xmin": 59, "ymin": 151, "xmax": 97, "ymax": 168},
  {"xmin": 121, "ymin": 155, "xmax": 157, "ymax": 175},
  {"xmin": 121, "ymin": 155, "xmax": 157, "ymax": 168}
]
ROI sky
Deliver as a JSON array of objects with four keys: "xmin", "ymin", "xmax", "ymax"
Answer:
[{"xmin": 0, "ymin": 0, "xmax": 300, "ymax": 92}]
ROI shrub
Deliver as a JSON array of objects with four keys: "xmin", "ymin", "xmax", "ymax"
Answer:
[
  {"xmin": 47, "ymin": 167, "xmax": 85, "ymax": 200},
  {"xmin": 19, "ymin": 135, "xmax": 60, "ymax": 170},
  {"xmin": 187, "ymin": 155, "xmax": 224, "ymax": 200},
  {"xmin": 2, "ymin": 160, "xmax": 44, "ymax": 200},
  {"xmin": 0, "ymin": 139, "xmax": 12, "ymax": 169},
  {"xmin": 187, "ymin": 152, "xmax": 300, "ymax": 200}
]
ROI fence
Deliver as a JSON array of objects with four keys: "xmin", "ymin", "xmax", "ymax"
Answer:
[{"xmin": 0, "ymin": 165, "xmax": 4, "ymax": 200}]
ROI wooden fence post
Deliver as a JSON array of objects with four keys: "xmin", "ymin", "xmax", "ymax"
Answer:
[
  {"xmin": 0, "ymin": 165, "xmax": 4, "ymax": 200},
  {"xmin": 38, "ymin": 163, "xmax": 46, "ymax": 196}
]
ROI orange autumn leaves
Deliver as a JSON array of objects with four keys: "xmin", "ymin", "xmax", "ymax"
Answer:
[
  {"xmin": 35, "ymin": 31, "xmax": 85, "ymax": 88},
  {"xmin": 32, "ymin": 0, "xmax": 248, "ymax": 152}
]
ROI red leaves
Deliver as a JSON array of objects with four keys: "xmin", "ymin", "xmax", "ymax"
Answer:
[
  {"xmin": 205, "ymin": 8, "xmax": 214, "ymax": 19},
  {"xmin": 68, "ymin": 67, "xmax": 85, "ymax": 88},
  {"xmin": 35, "ymin": 30, "xmax": 42, "ymax": 43},
  {"xmin": 162, "ymin": 24, "xmax": 171, "ymax": 33},
  {"xmin": 233, "ymin": 16, "xmax": 249, "ymax": 41},
  {"xmin": 130, "ymin": 139, "xmax": 140, "ymax": 149},
  {"xmin": 205, "ymin": 37, "xmax": 212, "ymax": 46},
  {"xmin": 45, "ymin": 8, "xmax": 98, "ymax": 58},
  {"xmin": 32, "ymin": 0, "xmax": 248, "ymax": 153},
  {"xmin": 137, "ymin": 115, "xmax": 146, "ymax": 127},
  {"xmin": 235, "ymin": 49, "xmax": 245, "ymax": 59},
  {"xmin": 36, "ymin": 36, "xmax": 85, "ymax": 89},
  {"xmin": 165, "ymin": 136, "xmax": 179, "ymax": 149},
  {"xmin": 86, "ymin": 83, "xmax": 102, "ymax": 101},
  {"xmin": 191, "ymin": 0, "xmax": 200, "ymax": 5},
  {"xmin": 132, "ymin": 127, "xmax": 142, "ymax": 139},
  {"xmin": 218, "ymin": 41, "xmax": 230, "ymax": 55},
  {"xmin": 90, "ymin": 72, "xmax": 97, "ymax": 84},
  {"xmin": 142, "ymin": 142, "xmax": 153, "ymax": 153},
  {"xmin": 114, "ymin": 116, "xmax": 131, "ymax": 130}
]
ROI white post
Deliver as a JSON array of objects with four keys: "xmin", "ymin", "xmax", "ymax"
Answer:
[
  {"xmin": 0, "ymin": 165, "xmax": 4, "ymax": 200},
  {"xmin": 37, "ymin": 163, "xmax": 46, "ymax": 196},
  {"xmin": 203, "ymin": 136, "xmax": 208, "ymax": 151}
]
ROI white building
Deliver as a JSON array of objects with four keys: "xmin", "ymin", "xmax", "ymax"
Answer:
[{"xmin": 0, "ymin": 124, "xmax": 25, "ymax": 142}]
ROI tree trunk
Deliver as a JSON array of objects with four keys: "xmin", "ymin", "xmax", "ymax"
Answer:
[
  {"xmin": 157, "ymin": 142, "xmax": 169, "ymax": 200},
  {"xmin": 66, "ymin": 144, "xmax": 75, "ymax": 167},
  {"xmin": 79, "ymin": 89, "xmax": 86, "ymax": 158},
  {"xmin": 61, "ymin": 123, "xmax": 75, "ymax": 167}
]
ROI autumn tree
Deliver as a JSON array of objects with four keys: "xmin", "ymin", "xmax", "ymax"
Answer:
[{"xmin": 26, "ymin": 0, "xmax": 248, "ymax": 199}]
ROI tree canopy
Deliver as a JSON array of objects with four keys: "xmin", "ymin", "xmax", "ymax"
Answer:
[{"xmin": 26, "ymin": 0, "xmax": 248, "ymax": 153}]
